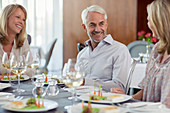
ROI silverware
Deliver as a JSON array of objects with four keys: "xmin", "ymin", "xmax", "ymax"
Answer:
[{"xmin": 13, "ymin": 96, "xmax": 23, "ymax": 101}]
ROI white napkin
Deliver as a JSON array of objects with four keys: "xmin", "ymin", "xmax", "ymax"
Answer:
[
  {"xmin": 0, "ymin": 92, "xmax": 15, "ymax": 105},
  {"xmin": 123, "ymin": 102, "xmax": 161, "ymax": 108},
  {"xmin": 64, "ymin": 86, "xmax": 99, "ymax": 95}
]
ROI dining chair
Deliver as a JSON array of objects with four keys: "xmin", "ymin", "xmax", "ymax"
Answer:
[
  {"xmin": 77, "ymin": 43, "xmax": 85, "ymax": 52},
  {"xmin": 27, "ymin": 34, "xmax": 31, "ymax": 45},
  {"xmin": 127, "ymin": 41, "xmax": 154, "ymax": 58},
  {"xmin": 30, "ymin": 38, "xmax": 57, "ymax": 74},
  {"xmin": 125, "ymin": 59, "xmax": 137, "ymax": 95},
  {"xmin": 43, "ymin": 38, "xmax": 57, "ymax": 72}
]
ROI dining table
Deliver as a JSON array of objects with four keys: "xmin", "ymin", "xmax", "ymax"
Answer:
[{"xmin": 0, "ymin": 77, "xmax": 169, "ymax": 113}]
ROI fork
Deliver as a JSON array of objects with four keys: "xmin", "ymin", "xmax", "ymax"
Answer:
[{"xmin": 13, "ymin": 96, "xmax": 23, "ymax": 101}]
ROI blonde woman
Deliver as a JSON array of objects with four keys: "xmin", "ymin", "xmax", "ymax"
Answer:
[
  {"xmin": 111, "ymin": 0, "xmax": 170, "ymax": 108},
  {"xmin": 0, "ymin": 4, "xmax": 34, "ymax": 79}
]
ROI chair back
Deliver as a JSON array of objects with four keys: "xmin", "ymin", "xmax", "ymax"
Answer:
[
  {"xmin": 44, "ymin": 38, "xmax": 57, "ymax": 71},
  {"xmin": 77, "ymin": 43, "xmax": 85, "ymax": 52},
  {"xmin": 27, "ymin": 34, "xmax": 32, "ymax": 45},
  {"xmin": 127, "ymin": 41, "xmax": 154, "ymax": 58},
  {"xmin": 125, "ymin": 59, "xmax": 137, "ymax": 94}
]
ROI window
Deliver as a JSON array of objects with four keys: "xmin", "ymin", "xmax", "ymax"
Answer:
[{"xmin": 0, "ymin": 0, "xmax": 63, "ymax": 74}]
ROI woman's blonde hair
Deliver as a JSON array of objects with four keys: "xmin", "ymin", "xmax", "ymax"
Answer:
[
  {"xmin": 0, "ymin": 4, "xmax": 27, "ymax": 48},
  {"xmin": 147, "ymin": 0, "xmax": 170, "ymax": 55}
]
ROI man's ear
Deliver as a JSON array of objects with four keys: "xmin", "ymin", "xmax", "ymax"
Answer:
[{"xmin": 82, "ymin": 24, "xmax": 87, "ymax": 32}]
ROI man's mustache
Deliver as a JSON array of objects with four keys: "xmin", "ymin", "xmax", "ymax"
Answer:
[{"xmin": 92, "ymin": 30, "xmax": 104, "ymax": 35}]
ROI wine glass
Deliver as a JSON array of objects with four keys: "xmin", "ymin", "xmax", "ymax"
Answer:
[
  {"xmin": 62, "ymin": 58, "xmax": 85, "ymax": 107},
  {"xmin": 26, "ymin": 51, "xmax": 40, "ymax": 84},
  {"xmin": 2, "ymin": 52, "xmax": 15, "ymax": 85},
  {"xmin": 11, "ymin": 55, "xmax": 27, "ymax": 93}
]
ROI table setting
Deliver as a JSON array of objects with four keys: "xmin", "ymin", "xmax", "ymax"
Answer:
[{"xmin": 0, "ymin": 57, "xmax": 170, "ymax": 113}]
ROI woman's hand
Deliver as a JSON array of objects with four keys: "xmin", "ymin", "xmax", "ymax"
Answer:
[{"xmin": 110, "ymin": 88, "xmax": 125, "ymax": 94}]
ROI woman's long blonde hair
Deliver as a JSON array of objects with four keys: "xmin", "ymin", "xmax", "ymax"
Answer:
[
  {"xmin": 0, "ymin": 4, "xmax": 27, "ymax": 48},
  {"xmin": 147, "ymin": 0, "xmax": 170, "ymax": 54}
]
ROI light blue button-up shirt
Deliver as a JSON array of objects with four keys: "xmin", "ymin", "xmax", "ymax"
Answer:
[{"xmin": 77, "ymin": 34, "xmax": 131, "ymax": 92}]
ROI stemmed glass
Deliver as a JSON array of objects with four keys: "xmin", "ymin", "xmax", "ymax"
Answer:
[
  {"xmin": 26, "ymin": 51, "xmax": 40, "ymax": 84},
  {"xmin": 2, "ymin": 52, "xmax": 15, "ymax": 85},
  {"xmin": 11, "ymin": 55, "xmax": 27, "ymax": 93},
  {"xmin": 62, "ymin": 58, "xmax": 85, "ymax": 108}
]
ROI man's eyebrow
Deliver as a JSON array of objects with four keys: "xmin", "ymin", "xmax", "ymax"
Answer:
[
  {"xmin": 89, "ymin": 22, "xmax": 96, "ymax": 25},
  {"xmin": 99, "ymin": 21, "xmax": 104, "ymax": 24}
]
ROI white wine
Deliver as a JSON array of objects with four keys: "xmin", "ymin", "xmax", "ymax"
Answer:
[
  {"xmin": 11, "ymin": 67, "xmax": 26, "ymax": 75},
  {"xmin": 65, "ymin": 79, "xmax": 83, "ymax": 88},
  {"xmin": 27, "ymin": 64, "xmax": 39, "ymax": 69},
  {"xmin": 2, "ymin": 64, "xmax": 10, "ymax": 70},
  {"xmin": 2, "ymin": 64, "xmax": 17, "ymax": 70}
]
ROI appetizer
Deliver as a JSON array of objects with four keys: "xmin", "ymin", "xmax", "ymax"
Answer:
[{"xmin": 9, "ymin": 97, "xmax": 45, "ymax": 110}]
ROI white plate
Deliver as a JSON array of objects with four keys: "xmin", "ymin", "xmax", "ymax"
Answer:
[
  {"xmin": 65, "ymin": 86, "xmax": 99, "ymax": 95},
  {"xmin": 78, "ymin": 92, "xmax": 132, "ymax": 104},
  {"xmin": 129, "ymin": 102, "xmax": 170, "ymax": 113},
  {"xmin": 0, "ymin": 83, "xmax": 11, "ymax": 90},
  {"xmin": 1, "ymin": 75, "xmax": 30, "ymax": 82},
  {"xmin": 2, "ymin": 98, "xmax": 58, "ymax": 112},
  {"xmin": 68, "ymin": 103, "xmax": 126, "ymax": 113}
]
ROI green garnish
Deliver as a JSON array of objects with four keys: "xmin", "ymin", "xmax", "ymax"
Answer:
[
  {"xmin": 44, "ymin": 71, "xmax": 48, "ymax": 76},
  {"xmin": 20, "ymin": 105, "xmax": 45, "ymax": 110},
  {"xmin": 82, "ymin": 106, "xmax": 100, "ymax": 113},
  {"xmin": 2, "ymin": 78, "xmax": 9, "ymax": 80},
  {"xmin": 90, "ymin": 95, "xmax": 107, "ymax": 100}
]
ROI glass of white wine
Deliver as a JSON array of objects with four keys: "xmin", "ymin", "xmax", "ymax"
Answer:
[
  {"xmin": 26, "ymin": 51, "xmax": 40, "ymax": 84},
  {"xmin": 11, "ymin": 55, "xmax": 27, "ymax": 93},
  {"xmin": 62, "ymin": 58, "xmax": 85, "ymax": 108},
  {"xmin": 2, "ymin": 52, "xmax": 16, "ymax": 85}
]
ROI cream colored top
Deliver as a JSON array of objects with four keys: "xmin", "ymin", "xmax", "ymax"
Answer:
[{"xmin": 0, "ymin": 38, "xmax": 35, "ymax": 77}]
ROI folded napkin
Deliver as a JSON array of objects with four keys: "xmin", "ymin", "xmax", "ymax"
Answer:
[
  {"xmin": 0, "ymin": 92, "xmax": 15, "ymax": 105},
  {"xmin": 123, "ymin": 102, "xmax": 161, "ymax": 108},
  {"xmin": 64, "ymin": 86, "xmax": 99, "ymax": 95}
]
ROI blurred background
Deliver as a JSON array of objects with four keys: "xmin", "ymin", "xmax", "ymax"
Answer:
[{"xmin": 0, "ymin": 0, "xmax": 154, "ymax": 74}]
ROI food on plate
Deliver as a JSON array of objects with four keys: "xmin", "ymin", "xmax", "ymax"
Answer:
[
  {"xmin": 44, "ymin": 71, "xmax": 48, "ymax": 83},
  {"xmin": 9, "ymin": 97, "xmax": 45, "ymax": 110},
  {"xmin": 2, "ymin": 75, "xmax": 24, "ymax": 81},
  {"xmin": 23, "ymin": 97, "xmax": 45, "ymax": 109},
  {"xmin": 26, "ymin": 97, "xmax": 36, "ymax": 106},
  {"xmin": 90, "ymin": 95, "xmax": 107, "ymax": 101},
  {"xmin": 82, "ymin": 99, "xmax": 100, "ymax": 113},
  {"xmin": 99, "ymin": 106, "xmax": 119, "ymax": 113},
  {"xmin": 82, "ymin": 106, "xmax": 100, "ymax": 113},
  {"xmin": 91, "ymin": 85, "xmax": 107, "ymax": 101},
  {"xmin": 107, "ymin": 94, "xmax": 124, "ymax": 101},
  {"xmin": 9, "ymin": 101, "xmax": 25, "ymax": 109},
  {"xmin": 81, "ymin": 99, "xmax": 119, "ymax": 113}
]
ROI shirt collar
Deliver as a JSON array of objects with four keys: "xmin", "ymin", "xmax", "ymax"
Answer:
[{"xmin": 85, "ymin": 34, "xmax": 114, "ymax": 47}]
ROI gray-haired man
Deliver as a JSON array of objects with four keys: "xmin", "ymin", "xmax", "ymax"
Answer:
[{"xmin": 77, "ymin": 5, "xmax": 131, "ymax": 92}]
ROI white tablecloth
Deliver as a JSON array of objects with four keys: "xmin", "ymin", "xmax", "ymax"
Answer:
[{"xmin": 130, "ymin": 63, "xmax": 147, "ymax": 89}]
